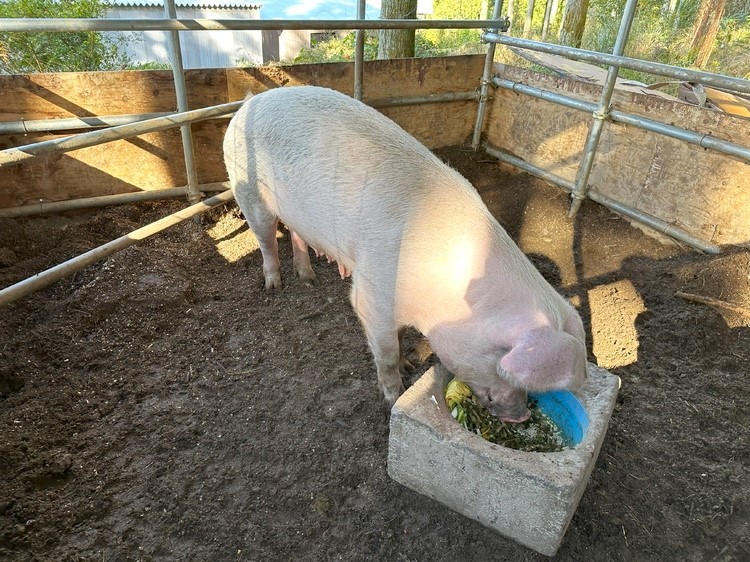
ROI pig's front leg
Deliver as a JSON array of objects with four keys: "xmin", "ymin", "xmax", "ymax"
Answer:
[{"xmin": 351, "ymin": 282, "xmax": 405, "ymax": 405}]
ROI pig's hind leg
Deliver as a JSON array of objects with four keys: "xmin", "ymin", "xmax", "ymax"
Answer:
[
  {"xmin": 239, "ymin": 202, "xmax": 282, "ymax": 292},
  {"xmin": 351, "ymin": 280, "xmax": 406, "ymax": 405},
  {"xmin": 290, "ymin": 231, "xmax": 317, "ymax": 285}
]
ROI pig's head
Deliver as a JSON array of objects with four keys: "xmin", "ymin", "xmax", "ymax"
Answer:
[
  {"xmin": 498, "ymin": 323, "xmax": 588, "ymax": 393},
  {"xmin": 476, "ymin": 316, "xmax": 587, "ymax": 423}
]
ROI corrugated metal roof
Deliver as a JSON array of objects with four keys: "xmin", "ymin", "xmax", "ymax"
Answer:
[
  {"xmin": 109, "ymin": 1, "xmax": 261, "ymax": 8},
  {"xmin": 108, "ymin": 2, "xmax": 393, "ymax": 20}
]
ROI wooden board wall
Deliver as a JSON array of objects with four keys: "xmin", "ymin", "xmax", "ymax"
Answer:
[
  {"xmin": 3, "ymin": 56, "xmax": 747, "ymax": 249},
  {"xmin": 485, "ymin": 64, "xmax": 750, "ymax": 247},
  {"xmin": 0, "ymin": 55, "xmax": 485, "ymax": 209}
]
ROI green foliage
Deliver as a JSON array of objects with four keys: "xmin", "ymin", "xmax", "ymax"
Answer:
[
  {"xmin": 506, "ymin": 0, "xmax": 559, "ymax": 36},
  {"xmin": 415, "ymin": 29, "xmax": 487, "ymax": 56},
  {"xmin": 577, "ymin": 0, "xmax": 749, "ymax": 81},
  {"xmin": 293, "ymin": 31, "xmax": 379, "ymax": 63},
  {"xmin": 711, "ymin": 12, "xmax": 750, "ymax": 77},
  {"xmin": 292, "ymin": 30, "xmax": 486, "ymax": 64},
  {"xmin": 0, "ymin": 0, "xmax": 131, "ymax": 73},
  {"xmin": 419, "ymin": 0, "xmax": 489, "ymax": 54},
  {"xmin": 491, "ymin": 0, "xmax": 748, "ymax": 80},
  {"xmin": 288, "ymin": 0, "xmax": 749, "ymax": 79},
  {"xmin": 127, "ymin": 61, "xmax": 172, "ymax": 71},
  {"xmin": 292, "ymin": 1, "xmax": 492, "ymax": 64}
]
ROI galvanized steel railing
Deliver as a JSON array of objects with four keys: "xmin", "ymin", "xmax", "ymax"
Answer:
[
  {"xmin": 1, "ymin": 7, "xmax": 749, "ymax": 305},
  {"xmin": 472, "ymin": 0, "xmax": 747, "ymax": 256}
]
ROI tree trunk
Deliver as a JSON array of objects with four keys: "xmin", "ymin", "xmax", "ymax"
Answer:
[
  {"xmin": 541, "ymin": 0, "xmax": 554, "ymax": 40},
  {"xmin": 689, "ymin": 0, "xmax": 727, "ymax": 68},
  {"xmin": 507, "ymin": 0, "xmax": 515, "ymax": 31},
  {"xmin": 523, "ymin": 0, "xmax": 536, "ymax": 37},
  {"xmin": 378, "ymin": 0, "xmax": 418, "ymax": 60},
  {"xmin": 558, "ymin": 0, "xmax": 589, "ymax": 47}
]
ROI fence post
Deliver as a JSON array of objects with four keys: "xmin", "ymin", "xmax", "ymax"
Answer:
[
  {"xmin": 472, "ymin": 0, "xmax": 504, "ymax": 149},
  {"xmin": 354, "ymin": 0, "xmax": 367, "ymax": 100},
  {"xmin": 568, "ymin": 0, "xmax": 639, "ymax": 216},
  {"xmin": 164, "ymin": 0, "xmax": 202, "ymax": 205}
]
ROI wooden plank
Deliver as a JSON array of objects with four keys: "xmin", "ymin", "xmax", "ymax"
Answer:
[
  {"xmin": 485, "ymin": 64, "xmax": 750, "ymax": 247},
  {"xmin": 701, "ymin": 87, "xmax": 750, "ymax": 118},
  {"xmin": 0, "ymin": 69, "xmax": 230, "ymax": 122},
  {"xmin": 508, "ymin": 47, "xmax": 681, "ymax": 103},
  {"xmin": 0, "ymin": 56, "xmax": 485, "ymax": 209}
]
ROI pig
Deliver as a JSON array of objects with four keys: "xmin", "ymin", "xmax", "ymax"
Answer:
[{"xmin": 223, "ymin": 86, "xmax": 587, "ymax": 422}]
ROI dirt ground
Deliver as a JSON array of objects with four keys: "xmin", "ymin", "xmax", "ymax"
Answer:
[{"xmin": 1, "ymin": 147, "xmax": 748, "ymax": 561}]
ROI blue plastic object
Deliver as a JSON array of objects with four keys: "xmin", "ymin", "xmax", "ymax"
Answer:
[{"xmin": 529, "ymin": 390, "xmax": 589, "ymax": 447}]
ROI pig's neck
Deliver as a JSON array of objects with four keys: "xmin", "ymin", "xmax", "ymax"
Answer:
[{"xmin": 418, "ymin": 221, "xmax": 570, "ymax": 363}]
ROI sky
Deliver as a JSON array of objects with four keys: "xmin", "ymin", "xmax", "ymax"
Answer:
[
  {"xmin": 258, "ymin": 1, "xmax": 379, "ymax": 19},
  {"xmin": 257, "ymin": 1, "xmax": 433, "ymax": 20}
]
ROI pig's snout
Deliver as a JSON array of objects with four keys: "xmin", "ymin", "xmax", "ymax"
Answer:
[
  {"xmin": 492, "ymin": 403, "xmax": 531, "ymax": 423},
  {"xmin": 480, "ymin": 384, "xmax": 531, "ymax": 424}
]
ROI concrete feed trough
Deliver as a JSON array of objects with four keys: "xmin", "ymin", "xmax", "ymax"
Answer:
[{"xmin": 388, "ymin": 363, "xmax": 620, "ymax": 556}]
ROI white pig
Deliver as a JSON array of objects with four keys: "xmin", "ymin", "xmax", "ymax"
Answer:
[{"xmin": 223, "ymin": 86, "xmax": 587, "ymax": 422}]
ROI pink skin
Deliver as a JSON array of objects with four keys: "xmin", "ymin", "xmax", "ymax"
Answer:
[
  {"xmin": 311, "ymin": 247, "xmax": 351, "ymax": 279},
  {"xmin": 472, "ymin": 382, "xmax": 531, "ymax": 422},
  {"xmin": 224, "ymin": 87, "xmax": 588, "ymax": 423}
]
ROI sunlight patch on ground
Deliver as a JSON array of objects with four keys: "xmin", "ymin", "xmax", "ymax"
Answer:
[
  {"xmin": 205, "ymin": 213, "xmax": 259, "ymax": 263},
  {"xmin": 589, "ymin": 279, "xmax": 646, "ymax": 369}
]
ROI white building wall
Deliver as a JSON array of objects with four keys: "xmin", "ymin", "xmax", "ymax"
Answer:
[{"xmin": 105, "ymin": 7, "xmax": 263, "ymax": 69}]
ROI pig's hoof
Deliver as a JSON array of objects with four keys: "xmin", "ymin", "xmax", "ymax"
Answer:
[
  {"xmin": 382, "ymin": 381, "xmax": 406, "ymax": 408},
  {"xmin": 399, "ymin": 357, "xmax": 415, "ymax": 375},
  {"xmin": 296, "ymin": 267, "xmax": 317, "ymax": 286},
  {"xmin": 264, "ymin": 273, "xmax": 282, "ymax": 292}
]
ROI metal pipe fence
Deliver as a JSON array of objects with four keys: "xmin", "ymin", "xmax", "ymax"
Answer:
[
  {"xmin": 482, "ymin": 145, "xmax": 722, "ymax": 254},
  {"xmin": 480, "ymin": 7, "xmax": 748, "ymax": 250},
  {"xmin": 0, "ymin": 190, "xmax": 236, "ymax": 306},
  {"xmin": 354, "ymin": 0, "xmax": 367, "ymax": 101},
  {"xmin": 164, "ymin": 0, "xmax": 201, "ymax": 204},
  {"xmin": 0, "ymin": 90, "xmax": 480, "ymax": 136},
  {"xmin": 0, "ymin": 91, "xmax": 478, "ymax": 218},
  {"xmin": 0, "ymin": 112, "xmax": 172, "ymax": 134},
  {"xmin": 0, "ymin": 101, "xmax": 244, "ymax": 169},
  {"xmin": 490, "ymin": 78, "xmax": 750, "ymax": 162},
  {"xmin": 0, "ymin": 92, "xmax": 477, "ymax": 171},
  {"xmin": 568, "ymin": 0, "xmax": 638, "ymax": 216},
  {"xmin": 0, "ymin": 183, "xmax": 229, "ymax": 218},
  {"xmin": 0, "ymin": 10, "xmax": 747, "ymax": 306},
  {"xmin": 471, "ymin": 0, "xmax": 505, "ymax": 149},
  {"xmin": 482, "ymin": 31, "xmax": 750, "ymax": 95},
  {"xmin": 0, "ymin": 18, "xmax": 500, "ymax": 32}
]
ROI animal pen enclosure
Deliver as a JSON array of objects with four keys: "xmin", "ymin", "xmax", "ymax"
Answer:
[{"xmin": 1, "ymin": 7, "xmax": 749, "ymax": 561}]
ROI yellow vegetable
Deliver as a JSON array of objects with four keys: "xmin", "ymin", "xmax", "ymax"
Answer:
[
  {"xmin": 443, "ymin": 377, "xmax": 566, "ymax": 452},
  {"xmin": 445, "ymin": 378, "xmax": 472, "ymax": 409}
]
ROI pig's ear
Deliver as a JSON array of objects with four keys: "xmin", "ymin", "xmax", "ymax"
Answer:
[{"xmin": 498, "ymin": 326, "xmax": 586, "ymax": 391}]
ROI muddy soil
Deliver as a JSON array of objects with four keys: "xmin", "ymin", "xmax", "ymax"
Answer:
[{"xmin": 1, "ymin": 147, "xmax": 748, "ymax": 561}]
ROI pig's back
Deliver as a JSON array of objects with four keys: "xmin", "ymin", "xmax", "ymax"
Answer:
[{"xmin": 226, "ymin": 86, "xmax": 473, "ymax": 270}]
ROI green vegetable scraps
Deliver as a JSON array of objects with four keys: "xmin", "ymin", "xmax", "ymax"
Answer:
[{"xmin": 445, "ymin": 378, "xmax": 566, "ymax": 453}]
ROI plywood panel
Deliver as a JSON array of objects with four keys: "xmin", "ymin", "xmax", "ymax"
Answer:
[
  {"xmin": 0, "ymin": 56, "xmax": 485, "ymax": 209},
  {"xmin": 0, "ymin": 70, "xmax": 229, "ymax": 120},
  {"xmin": 225, "ymin": 56, "xmax": 485, "ymax": 148},
  {"xmin": 484, "ymin": 64, "xmax": 750, "ymax": 247}
]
